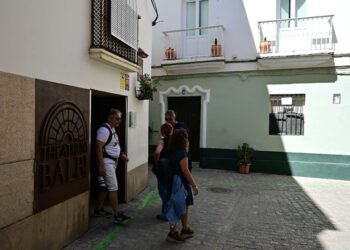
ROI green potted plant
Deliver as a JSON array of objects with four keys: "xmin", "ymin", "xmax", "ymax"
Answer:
[
  {"xmin": 136, "ymin": 73, "xmax": 158, "ymax": 100},
  {"xmin": 236, "ymin": 143, "xmax": 254, "ymax": 174}
]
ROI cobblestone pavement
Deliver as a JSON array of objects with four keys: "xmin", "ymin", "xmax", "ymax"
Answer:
[{"xmin": 65, "ymin": 166, "xmax": 350, "ymax": 250}]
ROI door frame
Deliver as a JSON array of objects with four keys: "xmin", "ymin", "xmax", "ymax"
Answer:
[
  {"xmin": 90, "ymin": 89, "xmax": 128, "ymax": 203},
  {"xmin": 159, "ymin": 85, "xmax": 210, "ymax": 148}
]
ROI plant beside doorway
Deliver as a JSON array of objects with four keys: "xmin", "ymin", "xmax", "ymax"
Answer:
[
  {"xmin": 136, "ymin": 73, "xmax": 158, "ymax": 100},
  {"xmin": 236, "ymin": 143, "xmax": 254, "ymax": 174}
]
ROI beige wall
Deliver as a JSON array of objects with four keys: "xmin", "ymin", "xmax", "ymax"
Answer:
[
  {"xmin": 0, "ymin": 72, "xmax": 35, "ymax": 229},
  {"xmin": 0, "ymin": 192, "xmax": 89, "ymax": 250},
  {"xmin": 0, "ymin": 72, "xmax": 35, "ymax": 164},
  {"xmin": 0, "ymin": 71, "xmax": 89, "ymax": 249},
  {"xmin": 126, "ymin": 163, "xmax": 148, "ymax": 202}
]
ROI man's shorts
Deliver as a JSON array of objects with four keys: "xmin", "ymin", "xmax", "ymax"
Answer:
[{"xmin": 97, "ymin": 162, "xmax": 118, "ymax": 192}]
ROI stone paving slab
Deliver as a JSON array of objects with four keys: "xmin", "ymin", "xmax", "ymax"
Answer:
[{"xmin": 65, "ymin": 167, "xmax": 350, "ymax": 250}]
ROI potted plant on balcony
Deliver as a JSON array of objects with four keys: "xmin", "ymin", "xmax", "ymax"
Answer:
[
  {"xmin": 259, "ymin": 37, "xmax": 271, "ymax": 54},
  {"xmin": 211, "ymin": 38, "xmax": 222, "ymax": 57},
  {"xmin": 236, "ymin": 143, "xmax": 254, "ymax": 174},
  {"xmin": 165, "ymin": 47, "xmax": 176, "ymax": 60},
  {"xmin": 136, "ymin": 73, "xmax": 158, "ymax": 100}
]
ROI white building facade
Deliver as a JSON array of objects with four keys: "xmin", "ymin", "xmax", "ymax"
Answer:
[
  {"xmin": 0, "ymin": 0, "xmax": 154, "ymax": 248},
  {"xmin": 150, "ymin": 0, "xmax": 350, "ymax": 179}
]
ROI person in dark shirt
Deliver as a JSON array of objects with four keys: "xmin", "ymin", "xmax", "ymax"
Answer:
[
  {"xmin": 165, "ymin": 109, "xmax": 192, "ymax": 171},
  {"xmin": 164, "ymin": 110, "xmax": 189, "ymax": 132},
  {"xmin": 154, "ymin": 122, "xmax": 173, "ymax": 221}
]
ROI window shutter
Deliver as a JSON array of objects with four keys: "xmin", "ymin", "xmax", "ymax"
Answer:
[{"xmin": 111, "ymin": 0, "xmax": 138, "ymax": 49}]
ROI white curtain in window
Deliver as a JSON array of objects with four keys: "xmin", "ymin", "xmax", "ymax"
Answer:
[
  {"xmin": 186, "ymin": 2, "xmax": 196, "ymax": 36},
  {"xmin": 199, "ymin": 0, "xmax": 208, "ymax": 35}
]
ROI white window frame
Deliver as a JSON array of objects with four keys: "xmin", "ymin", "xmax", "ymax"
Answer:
[{"xmin": 183, "ymin": 0, "xmax": 209, "ymax": 36}]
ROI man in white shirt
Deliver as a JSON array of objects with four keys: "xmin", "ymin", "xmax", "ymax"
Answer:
[{"xmin": 95, "ymin": 108, "xmax": 130, "ymax": 223}]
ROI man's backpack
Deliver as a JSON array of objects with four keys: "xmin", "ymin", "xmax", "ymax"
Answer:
[
  {"xmin": 101, "ymin": 124, "xmax": 113, "ymax": 145},
  {"xmin": 100, "ymin": 124, "xmax": 118, "ymax": 161},
  {"xmin": 152, "ymin": 157, "xmax": 173, "ymax": 185}
]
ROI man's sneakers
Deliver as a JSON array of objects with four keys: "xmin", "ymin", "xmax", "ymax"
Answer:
[
  {"xmin": 181, "ymin": 227, "xmax": 194, "ymax": 239},
  {"xmin": 93, "ymin": 208, "xmax": 112, "ymax": 217},
  {"xmin": 114, "ymin": 212, "xmax": 131, "ymax": 224},
  {"xmin": 166, "ymin": 231, "xmax": 185, "ymax": 243}
]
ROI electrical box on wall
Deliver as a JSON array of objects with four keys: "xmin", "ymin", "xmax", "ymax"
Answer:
[{"xmin": 129, "ymin": 111, "xmax": 136, "ymax": 128}]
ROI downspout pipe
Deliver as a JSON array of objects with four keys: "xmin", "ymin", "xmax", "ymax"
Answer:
[{"xmin": 151, "ymin": 0, "xmax": 159, "ymax": 26}]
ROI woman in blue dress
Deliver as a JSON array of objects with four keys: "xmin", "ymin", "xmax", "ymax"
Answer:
[{"xmin": 165, "ymin": 129, "xmax": 199, "ymax": 243}]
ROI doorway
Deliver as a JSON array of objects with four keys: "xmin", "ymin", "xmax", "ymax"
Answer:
[
  {"xmin": 90, "ymin": 90, "xmax": 127, "ymax": 203},
  {"xmin": 168, "ymin": 96, "xmax": 201, "ymax": 161}
]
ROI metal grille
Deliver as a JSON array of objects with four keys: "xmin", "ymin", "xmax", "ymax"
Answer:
[
  {"xmin": 91, "ymin": 0, "xmax": 137, "ymax": 63},
  {"xmin": 269, "ymin": 94, "xmax": 305, "ymax": 136}
]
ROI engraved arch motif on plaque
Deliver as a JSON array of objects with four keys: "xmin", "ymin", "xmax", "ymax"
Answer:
[{"xmin": 40, "ymin": 102, "xmax": 87, "ymax": 146}]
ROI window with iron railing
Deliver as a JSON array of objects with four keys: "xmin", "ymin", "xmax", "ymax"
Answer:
[
  {"xmin": 269, "ymin": 94, "xmax": 305, "ymax": 136},
  {"xmin": 91, "ymin": 0, "xmax": 138, "ymax": 64}
]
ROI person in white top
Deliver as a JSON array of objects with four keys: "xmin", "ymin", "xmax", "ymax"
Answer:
[{"xmin": 95, "ymin": 108, "xmax": 130, "ymax": 223}]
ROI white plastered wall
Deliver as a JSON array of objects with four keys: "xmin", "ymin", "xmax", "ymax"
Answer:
[{"xmin": 0, "ymin": 0, "xmax": 154, "ymax": 171}]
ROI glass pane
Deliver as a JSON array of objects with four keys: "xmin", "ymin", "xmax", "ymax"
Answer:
[
  {"xmin": 199, "ymin": 0, "xmax": 208, "ymax": 35},
  {"xmin": 186, "ymin": 2, "xmax": 196, "ymax": 36},
  {"xmin": 280, "ymin": 0, "xmax": 290, "ymax": 28},
  {"xmin": 295, "ymin": 0, "xmax": 306, "ymax": 27},
  {"xmin": 296, "ymin": 0, "xmax": 306, "ymax": 18},
  {"xmin": 280, "ymin": 0, "xmax": 290, "ymax": 19}
]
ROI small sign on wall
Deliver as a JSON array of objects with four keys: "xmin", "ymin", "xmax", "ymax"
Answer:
[
  {"xmin": 120, "ymin": 72, "xmax": 129, "ymax": 91},
  {"xmin": 129, "ymin": 111, "xmax": 136, "ymax": 128}
]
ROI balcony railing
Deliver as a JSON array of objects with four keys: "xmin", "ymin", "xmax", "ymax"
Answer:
[
  {"xmin": 91, "ymin": 0, "xmax": 137, "ymax": 64},
  {"xmin": 258, "ymin": 15, "xmax": 334, "ymax": 56},
  {"xmin": 163, "ymin": 25, "xmax": 224, "ymax": 60}
]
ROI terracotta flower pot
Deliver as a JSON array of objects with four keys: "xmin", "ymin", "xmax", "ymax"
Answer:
[
  {"xmin": 165, "ymin": 48, "xmax": 176, "ymax": 60},
  {"xmin": 239, "ymin": 163, "xmax": 251, "ymax": 174},
  {"xmin": 260, "ymin": 40, "xmax": 271, "ymax": 54},
  {"xmin": 211, "ymin": 44, "xmax": 222, "ymax": 57}
]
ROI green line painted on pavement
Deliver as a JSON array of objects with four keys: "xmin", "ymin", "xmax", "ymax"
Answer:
[
  {"xmin": 93, "ymin": 189, "xmax": 158, "ymax": 250},
  {"xmin": 93, "ymin": 225, "xmax": 125, "ymax": 250},
  {"xmin": 137, "ymin": 189, "xmax": 157, "ymax": 210}
]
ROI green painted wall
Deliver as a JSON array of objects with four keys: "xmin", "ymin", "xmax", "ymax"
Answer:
[
  {"xmin": 200, "ymin": 148, "xmax": 350, "ymax": 181},
  {"xmin": 149, "ymin": 68, "xmax": 350, "ymax": 179}
]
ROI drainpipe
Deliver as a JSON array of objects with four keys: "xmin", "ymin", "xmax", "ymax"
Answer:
[{"xmin": 150, "ymin": 0, "xmax": 159, "ymax": 26}]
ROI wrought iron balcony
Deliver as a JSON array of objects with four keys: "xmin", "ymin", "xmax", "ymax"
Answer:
[
  {"xmin": 162, "ymin": 25, "xmax": 225, "ymax": 61},
  {"xmin": 90, "ymin": 0, "xmax": 140, "ymax": 72},
  {"xmin": 258, "ymin": 15, "xmax": 335, "ymax": 57}
]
